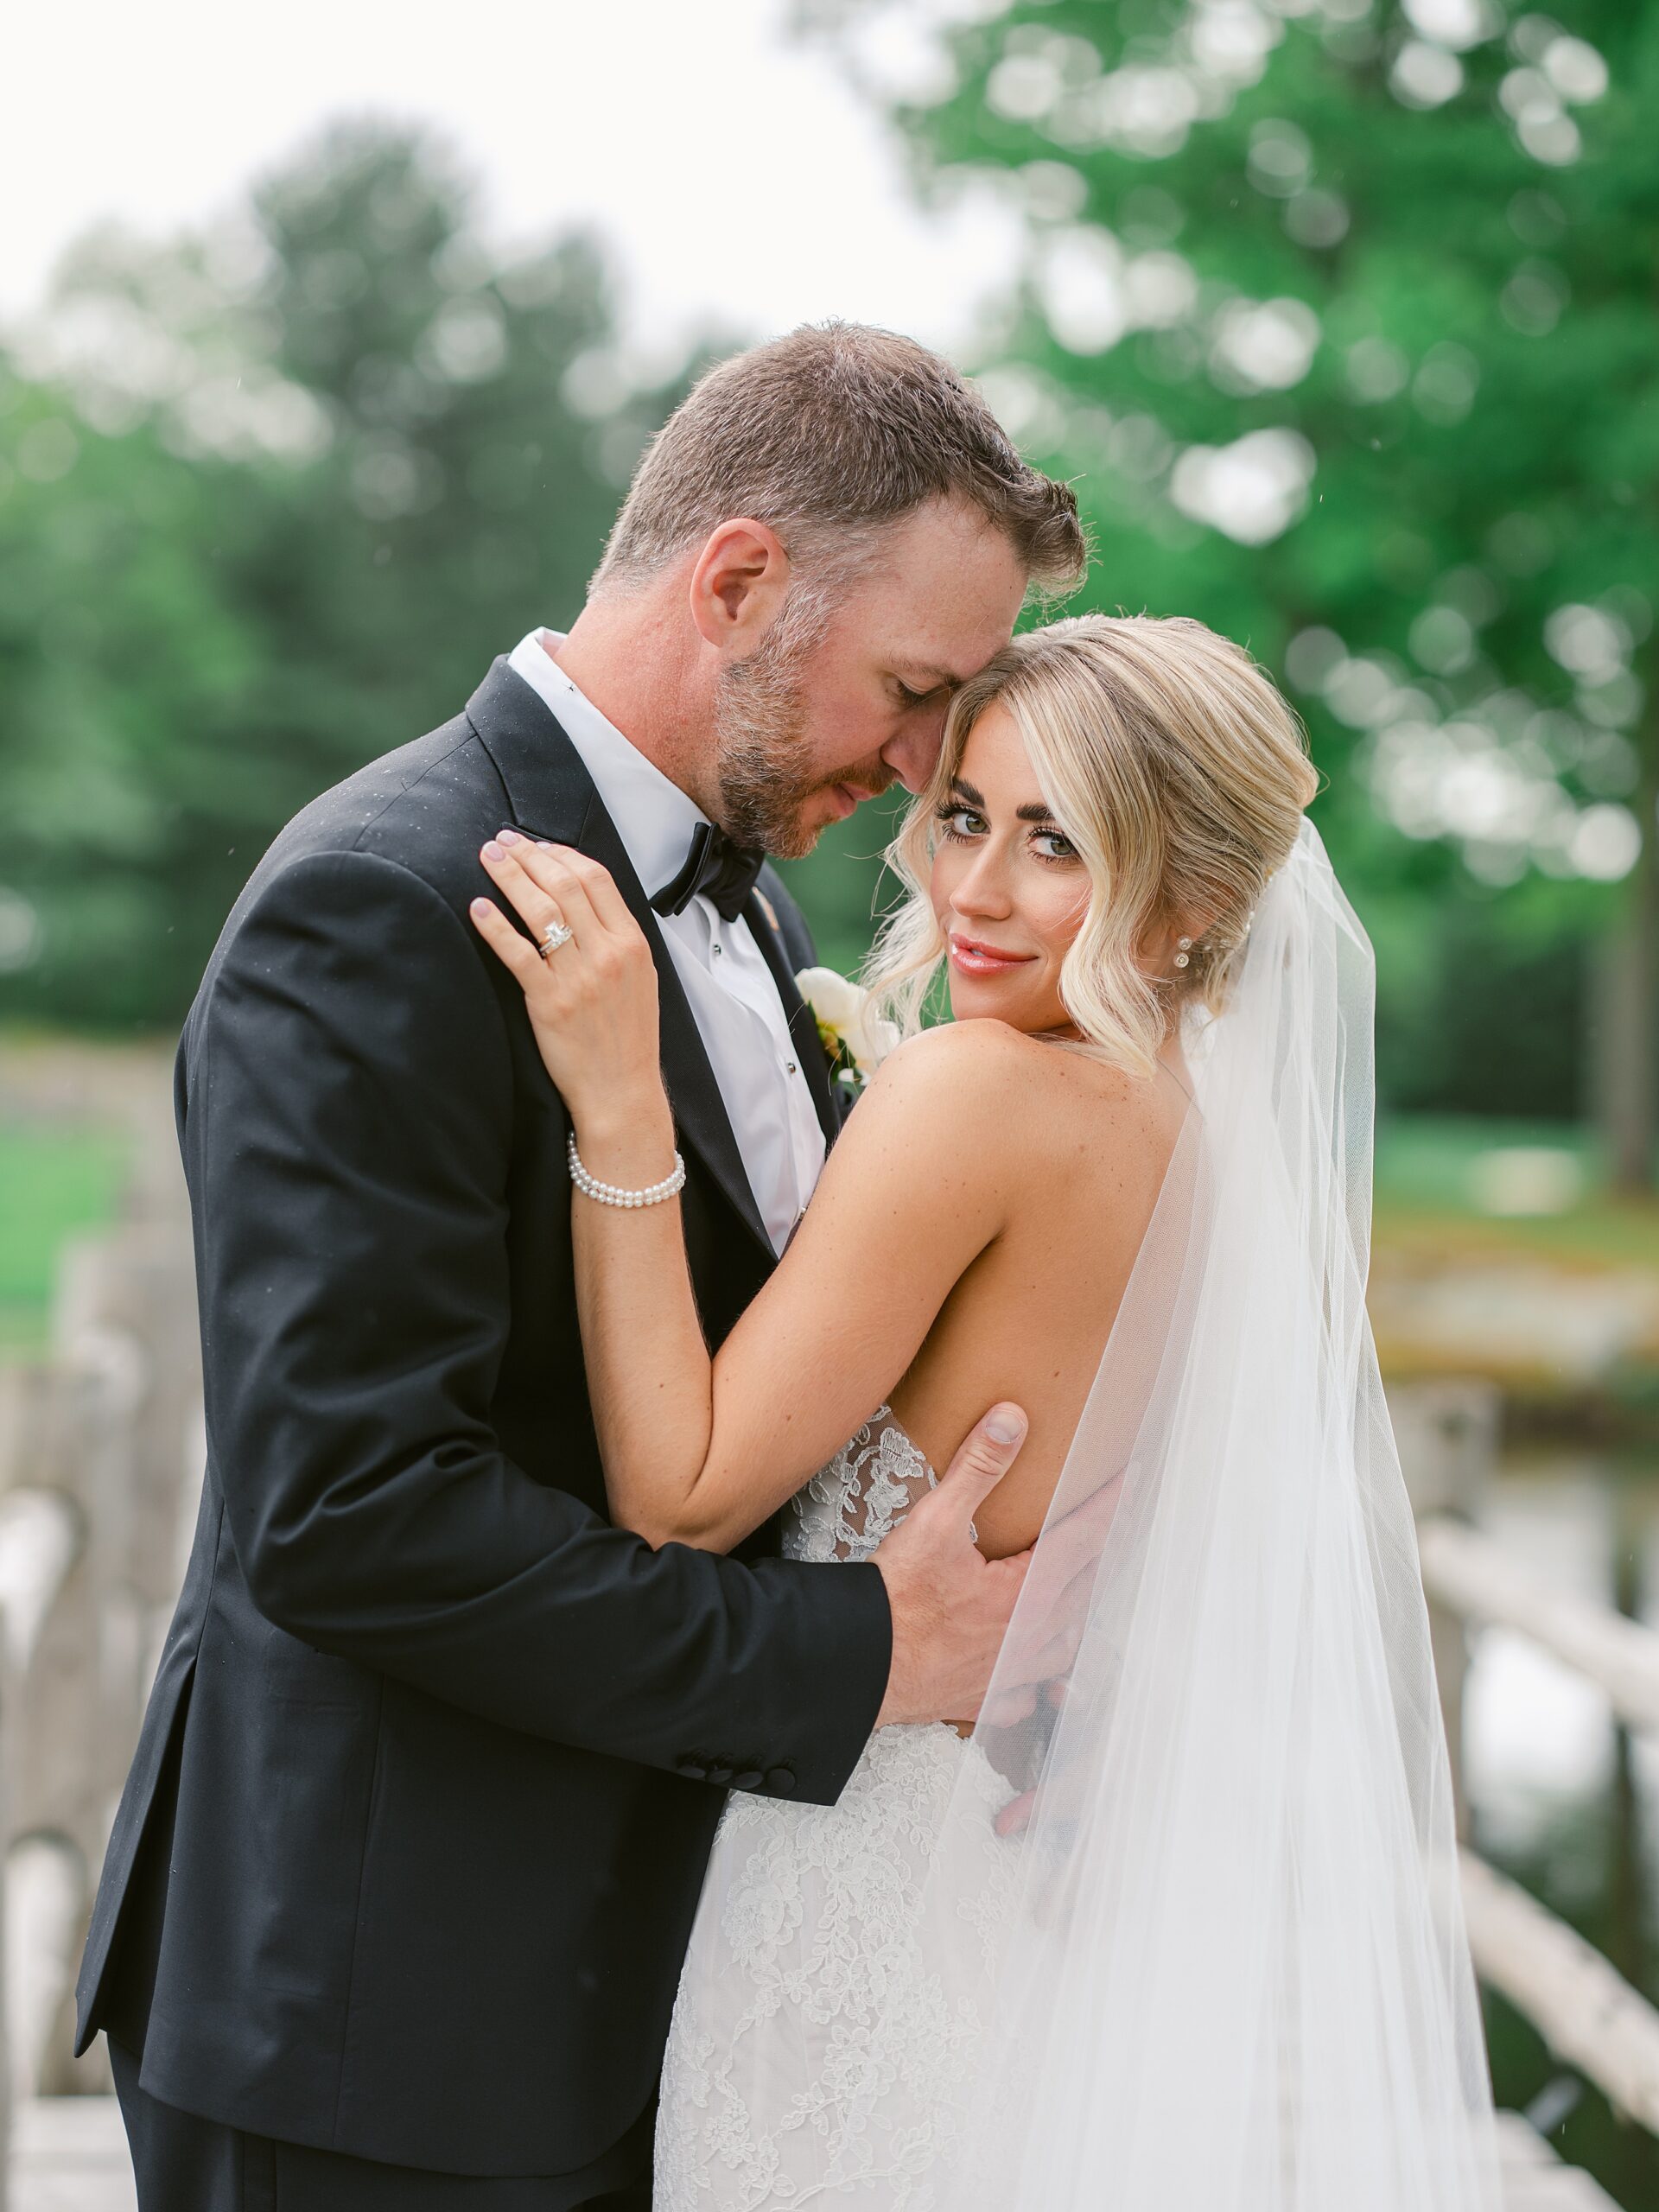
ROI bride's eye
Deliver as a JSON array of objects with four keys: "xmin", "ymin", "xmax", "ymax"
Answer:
[
  {"xmin": 1032, "ymin": 828, "xmax": 1079, "ymax": 864},
  {"xmin": 935, "ymin": 804, "xmax": 986, "ymax": 842}
]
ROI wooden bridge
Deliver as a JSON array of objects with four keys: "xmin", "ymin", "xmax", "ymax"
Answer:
[{"xmin": 0, "ymin": 1054, "xmax": 1651, "ymax": 2209}]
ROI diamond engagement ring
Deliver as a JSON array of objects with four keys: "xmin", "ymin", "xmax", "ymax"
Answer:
[{"xmin": 537, "ymin": 919, "xmax": 574, "ymax": 959}]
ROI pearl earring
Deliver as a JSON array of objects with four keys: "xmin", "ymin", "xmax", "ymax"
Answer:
[{"xmin": 1173, "ymin": 935, "xmax": 1192, "ymax": 972}]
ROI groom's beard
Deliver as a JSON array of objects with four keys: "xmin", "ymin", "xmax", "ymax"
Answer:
[{"xmin": 713, "ymin": 609, "xmax": 887, "ymax": 861}]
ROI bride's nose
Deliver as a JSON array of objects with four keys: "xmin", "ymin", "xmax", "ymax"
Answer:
[{"xmin": 951, "ymin": 843, "xmax": 1014, "ymax": 919}]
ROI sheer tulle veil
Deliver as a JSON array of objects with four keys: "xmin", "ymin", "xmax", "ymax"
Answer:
[{"xmin": 926, "ymin": 818, "xmax": 1502, "ymax": 2209}]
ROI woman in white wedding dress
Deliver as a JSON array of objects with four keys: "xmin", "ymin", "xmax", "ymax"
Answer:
[{"xmin": 474, "ymin": 614, "xmax": 1502, "ymax": 2211}]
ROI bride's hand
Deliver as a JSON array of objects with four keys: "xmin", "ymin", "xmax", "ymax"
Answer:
[{"xmin": 470, "ymin": 835, "xmax": 671, "ymax": 1170}]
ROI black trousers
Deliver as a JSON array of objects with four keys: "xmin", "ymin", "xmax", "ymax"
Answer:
[{"xmin": 110, "ymin": 2042, "xmax": 652, "ymax": 2212}]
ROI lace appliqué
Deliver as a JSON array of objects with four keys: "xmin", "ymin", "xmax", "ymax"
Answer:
[
  {"xmin": 653, "ymin": 1412, "xmax": 1018, "ymax": 2210},
  {"xmin": 784, "ymin": 1405, "xmax": 937, "ymax": 1565}
]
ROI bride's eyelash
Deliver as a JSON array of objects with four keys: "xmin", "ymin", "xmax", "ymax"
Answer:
[{"xmin": 936, "ymin": 802, "xmax": 1078, "ymax": 864}]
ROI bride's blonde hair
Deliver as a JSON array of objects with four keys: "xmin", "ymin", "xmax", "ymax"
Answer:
[{"xmin": 863, "ymin": 613, "xmax": 1319, "ymax": 1077}]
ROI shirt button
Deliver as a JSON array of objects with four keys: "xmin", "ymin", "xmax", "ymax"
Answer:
[
  {"xmin": 785, "ymin": 1061, "xmax": 798, "ymax": 1075},
  {"xmin": 711, "ymin": 943, "xmax": 722, "ymax": 957}
]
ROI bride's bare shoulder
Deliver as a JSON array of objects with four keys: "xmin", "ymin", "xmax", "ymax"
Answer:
[
  {"xmin": 865, "ymin": 1016, "xmax": 1034, "ymax": 1112},
  {"xmin": 861, "ymin": 1020, "xmax": 1163, "ymax": 1160}
]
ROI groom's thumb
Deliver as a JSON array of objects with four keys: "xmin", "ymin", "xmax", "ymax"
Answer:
[{"xmin": 937, "ymin": 1403, "xmax": 1028, "ymax": 1521}]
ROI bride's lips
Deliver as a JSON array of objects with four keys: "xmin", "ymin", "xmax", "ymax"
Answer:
[{"xmin": 948, "ymin": 932, "xmax": 1036, "ymax": 977}]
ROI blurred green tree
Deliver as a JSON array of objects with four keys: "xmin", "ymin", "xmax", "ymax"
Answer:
[
  {"xmin": 0, "ymin": 121, "xmax": 690, "ymax": 1028},
  {"xmin": 798, "ymin": 0, "xmax": 1657, "ymax": 1182}
]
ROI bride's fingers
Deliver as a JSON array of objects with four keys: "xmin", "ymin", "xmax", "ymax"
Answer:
[
  {"xmin": 534, "ymin": 842, "xmax": 636, "ymax": 937},
  {"xmin": 498, "ymin": 837, "xmax": 623, "ymax": 949},
  {"xmin": 469, "ymin": 896, "xmax": 546, "ymax": 985},
  {"xmin": 480, "ymin": 838, "xmax": 597, "ymax": 948}
]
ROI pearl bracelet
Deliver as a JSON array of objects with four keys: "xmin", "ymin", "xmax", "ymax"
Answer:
[{"xmin": 567, "ymin": 1130, "xmax": 687, "ymax": 1209}]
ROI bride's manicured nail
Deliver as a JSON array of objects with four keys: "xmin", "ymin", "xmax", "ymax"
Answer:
[
  {"xmin": 497, "ymin": 827, "xmax": 523, "ymax": 844},
  {"xmin": 481, "ymin": 840, "xmax": 505, "ymax": 861},
  {"xmin": 470, "ymin": 898, "xmax": 490, "ymax": 915},
  {"xmin": 986, "ymin": 1408, "xmax": 1027, "ymax": 1445}
]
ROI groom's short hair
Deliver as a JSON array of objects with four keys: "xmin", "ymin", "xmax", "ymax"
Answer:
[{"xmin": 589, "ymin": 321, "xmax": 1085, "ymax": 599}]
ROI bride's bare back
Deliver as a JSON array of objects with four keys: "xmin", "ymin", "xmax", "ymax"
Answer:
[
  {"xmin": 524, "ymin": 995, "xmax": 1189, "ymax": 1564},
  {"xmin": 888, "ymin": 1027, "xmax": 1187, "ymax": 1560}
]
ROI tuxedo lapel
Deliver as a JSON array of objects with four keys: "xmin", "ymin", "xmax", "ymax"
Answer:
[
  {"xmin": 466, "ymin": 658, "xmax": 775, "ymax": 1263},
  {"xmin": 743, "ymin": 893, "xmax": 842, "ymax": 1149}
]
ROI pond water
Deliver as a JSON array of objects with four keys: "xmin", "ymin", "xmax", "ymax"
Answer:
[
  {"xmin": 1466, "ymin": 1447, "xmax": 1659, "ymax": 1889},
  {"xmin": 1462, "ymin": 1445, "xmax": 1659, "ymax": 2206}
]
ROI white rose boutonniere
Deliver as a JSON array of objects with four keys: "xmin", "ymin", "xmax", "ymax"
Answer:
[{"xmin": 796, "ymin": 966, "xmax": 899, "ymax": 1096}]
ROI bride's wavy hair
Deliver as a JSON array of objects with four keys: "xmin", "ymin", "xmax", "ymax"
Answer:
[{"xmin": 863, "ymin": 613, "xmax": 1319, "ymax": 1077}]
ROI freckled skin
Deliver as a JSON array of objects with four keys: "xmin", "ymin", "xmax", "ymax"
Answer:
[{"xmin": 887, "ymin": 706, "xmax": 1192, "ymax": 1560}]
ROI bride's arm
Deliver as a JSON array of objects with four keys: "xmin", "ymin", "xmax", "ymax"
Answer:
[{"xmin": 473, "ymin": 839, "xmax": 1015, "ymax": 1551}]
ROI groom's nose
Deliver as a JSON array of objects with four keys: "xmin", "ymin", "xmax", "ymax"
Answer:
[{"xmin": 881, "ymin": 713, "xmax": 949, "ymax": 794}]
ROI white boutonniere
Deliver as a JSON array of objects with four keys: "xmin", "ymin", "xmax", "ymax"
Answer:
[{"xmin": 796, "ymin": 967, "xmax": 899, "ymax": 1096}]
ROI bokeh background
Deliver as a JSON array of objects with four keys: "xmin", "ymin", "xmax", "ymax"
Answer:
[{"xmin": 2, "ymin": 3, "xmax": 1656, "ymax": 2205}]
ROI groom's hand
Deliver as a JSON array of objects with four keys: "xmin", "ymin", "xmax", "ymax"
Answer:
[{"xmin": 871, "ymin": 1404, "xmax": 1031, "ymax": 1727}]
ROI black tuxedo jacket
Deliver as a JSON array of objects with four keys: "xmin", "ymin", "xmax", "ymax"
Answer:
[{"xmin": 75, "ymin": 658, "xmax": 893, "ymax": 2181}]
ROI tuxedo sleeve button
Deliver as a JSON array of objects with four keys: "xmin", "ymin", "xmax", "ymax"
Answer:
[
  {"xmin": 704, "ymin": 1764, "xmax": 734, "ymax": 1787},
  {"xmin": 765, "ymin": 1766, "xmax": 797, "ymax": 1796},
  {"xmin": 732, "ymin": 1769, "xmax": 765, "ymax": 1791},
  {"xmin": 677, "ymin": 1758, "xmax": 709, "ymax": 1783}
]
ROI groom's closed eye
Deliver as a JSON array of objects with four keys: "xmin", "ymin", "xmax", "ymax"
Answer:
[
  {"xmin": 892, "ymin": 663, "xmax": 968, "ymax": 706},
  {"xmin": 893, "ymin": 677, "xmax": 944, "ymax": 709}
]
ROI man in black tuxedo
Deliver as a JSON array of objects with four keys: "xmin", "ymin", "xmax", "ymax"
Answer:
[{"xmin": 77, "ymin": 323, "xmax": 1085, "ymax": 2209}]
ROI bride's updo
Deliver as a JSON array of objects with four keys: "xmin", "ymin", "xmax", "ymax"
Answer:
[{"xmin": 865, "ymin": 613, "xmax": 1319, "ymax": 1077}]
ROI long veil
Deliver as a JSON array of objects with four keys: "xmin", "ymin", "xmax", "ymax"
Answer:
[{"xmin": 926, "ymin": 819, "xmax": 1502, "ymax": 2209}]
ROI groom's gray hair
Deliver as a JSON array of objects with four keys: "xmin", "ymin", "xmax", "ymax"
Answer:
[{"xmin": 589, "ymin": 321, "xmax": 1085, "ymax": 601}]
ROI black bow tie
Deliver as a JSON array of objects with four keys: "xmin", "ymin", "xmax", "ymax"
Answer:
[{"xmin": 651, "ymin": 822, "xmax": 766, "ymax": 924}]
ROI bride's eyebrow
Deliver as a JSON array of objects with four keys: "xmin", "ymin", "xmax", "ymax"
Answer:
[{"xmin": 949, "ymin": 776, "xmax": 1058, "ymax": 826}]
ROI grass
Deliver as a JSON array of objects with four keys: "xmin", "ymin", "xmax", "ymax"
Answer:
[
  {"xmin": 1375, "ymin": 1116, "xmax": 1659, "ymax": 1275},
  {"xmin": 0, "ymin": 1124, "xmax": 131, "ymax": 1351},
  {"xmin": 0, "ymin": 1091, "xmax": 1651, "ymax": 1360}
]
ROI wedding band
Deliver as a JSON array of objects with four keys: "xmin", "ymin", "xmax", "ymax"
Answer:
[{"xmin": 538, "ymin": 918, "xmax": 574, "ymax": 959}]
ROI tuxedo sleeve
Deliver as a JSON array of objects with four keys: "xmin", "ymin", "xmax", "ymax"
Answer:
[{"xmin": 190, "ymin": 847, "xmax": 892, "ymax": 1804}]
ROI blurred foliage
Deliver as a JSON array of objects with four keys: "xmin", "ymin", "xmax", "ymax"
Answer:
[
  {"xmin": 0, "ymin": 1122, "xmax": 128, "ymax": 1349},
  {"xmin": 0, "ymin": 122, "xmax": 697, "ymax": 1025},
  {"xmin": 2, "ymin": 30, "xmax": 1654, "ymax": 1153},
  {"xmin": 795, "ymin": 0, "xmax": 1658, "ymax": 1152}
]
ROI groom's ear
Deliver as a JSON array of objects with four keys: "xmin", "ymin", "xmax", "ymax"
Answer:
[{"xmin": 688, "ymin": 518, "xmax": 791, "ymax": 653}]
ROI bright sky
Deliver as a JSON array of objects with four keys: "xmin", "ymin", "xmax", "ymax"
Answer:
[{"xmin": 3, "ymin": 0, "xmax": 1017, "ymax": 354}]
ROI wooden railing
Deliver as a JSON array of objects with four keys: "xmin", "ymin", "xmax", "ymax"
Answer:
[
  {"xmin": 0, "ymin": 1064, "xmax": 201, "ymax": 2209},
  {"xmin": 1396, "ymin": 1381, "xmax": 1659, "ymax": 2152}
]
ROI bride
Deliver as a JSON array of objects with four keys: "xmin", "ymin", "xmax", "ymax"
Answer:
[{"xmin": 472, "ymin": 613, "xmax": 1501, "ymax": 2210}]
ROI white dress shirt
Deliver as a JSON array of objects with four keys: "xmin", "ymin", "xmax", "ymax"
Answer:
[{"xmin": 507, "ymin": 629, "xmax": 826, "ymax": 1255}]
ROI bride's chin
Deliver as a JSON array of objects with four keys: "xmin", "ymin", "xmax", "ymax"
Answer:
[{"xmin": 946, "ymin": 979, "xmax": 1014, "ymax": 1022}]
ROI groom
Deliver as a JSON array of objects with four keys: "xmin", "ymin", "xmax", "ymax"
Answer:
[{"xmin": 76, "ymin": 322, "xmax": 1085, "ymax": 2209}]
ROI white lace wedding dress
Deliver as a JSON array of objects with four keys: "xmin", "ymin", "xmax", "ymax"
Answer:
[{"xmin": 653, "ymin": 1408, "xmax": 1016, "ymax": 2210}]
